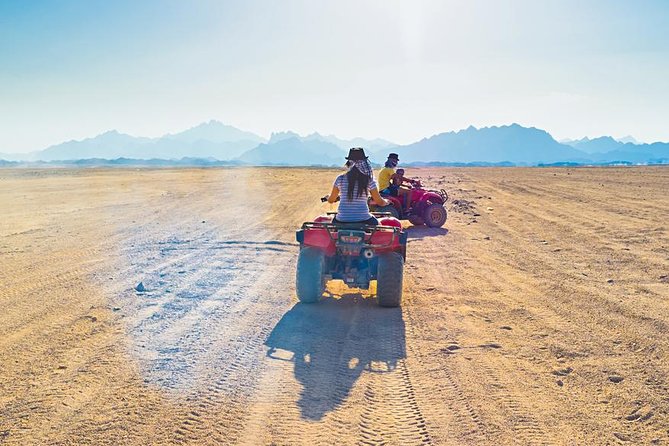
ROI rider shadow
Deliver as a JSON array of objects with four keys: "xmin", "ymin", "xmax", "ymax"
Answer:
[
  {"xmin": 406, "ymin": 226, "xmax": 449, "ymax": 239},
  {"xmin": 265, "ymin": 293, "xmax": 406, "ymax": 421}
]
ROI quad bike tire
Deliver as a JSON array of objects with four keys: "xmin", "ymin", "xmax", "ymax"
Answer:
[
  {"xmin": 376, "ymin": 252, "xmax": 403, "ymax": 307},
  {"xmin": 377, "ymin": 204, "xmax": 400, "ymax": 219},
  {"xmin": 423, "ymin": 203, "xmax": 447, "ymax": 228},
  {"xmin": 296, "ymin": 247, "xmax": 325, "ymax": 303},
  {"xmin": 408, "ymin": 215, "xmax": 424, "ymax": 226}
]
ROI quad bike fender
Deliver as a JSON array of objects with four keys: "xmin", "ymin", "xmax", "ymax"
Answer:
[
  {"xmin": 370, "ymin": 216, "xmax": 402, "ymax": 245},
  {"xmin": 421, "ymin": 191, "xmax": 444, "ymax": 204},
  {"xmin": 296, "ymin": 229, "xmax": 336, "ymax": 256},
  {"xmin": 370, "ymin": 228, "xmax": 408, "ymax": 259},
  {"xmin": 313, "ymin": 214, "xmax": 333, "ymax": 224},
  {"xmin": 413, "ymin": 191, "xmax": 443, "ymax": 216}
]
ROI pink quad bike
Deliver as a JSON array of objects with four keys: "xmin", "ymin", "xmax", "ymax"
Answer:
[
  {"xmin": 295, "ymin": 209, "xmax": 407, "ymax": 307},
  {"xmin": 372, "ymin": 180, "xmax": 448, "ymax": 228}
]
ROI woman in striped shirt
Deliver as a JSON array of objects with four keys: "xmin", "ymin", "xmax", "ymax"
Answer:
[{"xmin": 326, "ymin": 148, "xmax": 390, "ymax": 225}]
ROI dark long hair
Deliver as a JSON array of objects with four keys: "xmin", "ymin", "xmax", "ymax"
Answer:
[{"xmin": 346, "ymin": 167, "xmax": 370, "ymax": 200}]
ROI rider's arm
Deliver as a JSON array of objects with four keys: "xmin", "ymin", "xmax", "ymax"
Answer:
[
  {"xmin": 370, "ymin": 188, "xmax": 390, "ymax": 206},
  {"xmin": 327, "ymin": 185, "xmax": 340, "ymax": 203}
]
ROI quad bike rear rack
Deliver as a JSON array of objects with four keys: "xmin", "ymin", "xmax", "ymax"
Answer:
[{"xmin": 298, "ymin": 221, "xmax": 407, "ymax": 249}]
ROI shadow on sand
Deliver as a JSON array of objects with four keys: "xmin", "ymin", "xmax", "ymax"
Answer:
[
  {"xmin": 406, "ymin": 226, "xmax": 449, "ymax": 239},
  {"xmin": 265, "ymin": 293, "xmax": 406, "ymax": 421}
]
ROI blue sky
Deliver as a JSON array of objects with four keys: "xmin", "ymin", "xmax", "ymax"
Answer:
[{"xmin": 1, "ymin": 0, "xmax": 668, "ymax": 152}]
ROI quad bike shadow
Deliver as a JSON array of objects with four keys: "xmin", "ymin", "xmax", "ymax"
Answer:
[
  {"xmin": 406, "ymin": 226, "xmax": 449, "ymax": 239},
  {"xmin": 265, "ymin": 292, "xmax": 406, "ymax": 421}
]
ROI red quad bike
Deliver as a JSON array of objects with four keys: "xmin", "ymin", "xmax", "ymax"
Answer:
[
  {"xmin": 373, "ymin": 180, "xmax": 448, "ymax": 228},
  {"xmin": 295, "ymin": 208, "xmax": 407, "ymax": 307}
]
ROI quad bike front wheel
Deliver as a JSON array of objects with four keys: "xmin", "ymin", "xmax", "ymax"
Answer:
[
  {"xmin": 376, "ymin": 252, "xmax": 403, "ymax": 307},
  {"xmin": 296, "ymin": 247, "xmax": 325, "ymax": 303},
  {"xmin": 408, "ymin": 215, "xmax": 424, "ymax": 226},
  {"xmin": 423, "ymin": 203, "xmax": 447, "ymax": 228}
]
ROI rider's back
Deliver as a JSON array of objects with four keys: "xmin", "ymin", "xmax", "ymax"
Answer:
[{"xmin": 334, "ymin": 173, "xmax": 377, "ymax": 222}]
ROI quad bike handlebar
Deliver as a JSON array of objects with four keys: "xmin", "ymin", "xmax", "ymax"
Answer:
[{"xmin": 321, "ymin": 195, "xmax": 341, "ymax": 203}]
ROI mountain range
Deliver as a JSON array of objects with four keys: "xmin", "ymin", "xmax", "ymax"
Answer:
[
  {"xmin": 392, "ymin": 124, "xmax": 589, "ymax": 164},
  {"xmin": 1, "ymin": 121, "xmax": 668, "ymax": 166}
]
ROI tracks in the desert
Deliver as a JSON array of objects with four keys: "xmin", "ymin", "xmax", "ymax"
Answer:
[{"xmin": 3, "ymin": 167, "xmax": 669, "ymax": 445}]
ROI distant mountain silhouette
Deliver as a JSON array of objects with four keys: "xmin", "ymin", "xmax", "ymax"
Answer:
[
  {"xmin": 163, "ymin": 120, "xmax": 263, "ymax": 145},
  {"xmin": 13, "ymin": 121, "xmax": 265, "ymax": 161},
  {"xmin": 268, "ymin": 131, "xmax": 302, "ymax": 144},
  {"xmin": 238, "ymin": 137, "xmax": 346, "ymax": 166},
  {"xmin": 384, "ymin": 124, "xmax": 588, "ymax": 164},
  {"xmin": 562, "ymin": 136, "xmax": 669, "ymax": 163},
  {"xmin": 268, "ymin": 131, "xmax": 394, "ymax": 153},
  {"xmin": 34, "ymin": 130, "xmax": 154, "ymax": 161},
  {"xmin": 566, "ymin": 136, "xmax": 622, "ymax": 153},
  {"xmin": 301, "ymin": 132, "xmax": 394, "ymax": 152},
  {"xmin": 2, "ymin": 121, "xmax": 668, "ymax": 166},
  {"xmin": 616, "ymin": 135, "xmax": 639, "ymax": 144},
  {"xmin": 561, "ymin": 135, "xmax": 640, "ymax": 149},
  {"xmin": 238, "ymin": 131, "xmax": 391, "ymax": 166}
]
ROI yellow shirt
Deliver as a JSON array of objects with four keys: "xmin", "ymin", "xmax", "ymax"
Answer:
[{"xmin": 378, "ymin": 167, "xmax": 395, "ymax": 191}]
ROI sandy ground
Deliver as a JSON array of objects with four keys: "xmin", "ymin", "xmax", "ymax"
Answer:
[{"xmin": 0, "ymin": 166, "xmax": 668, "ymax": 445}]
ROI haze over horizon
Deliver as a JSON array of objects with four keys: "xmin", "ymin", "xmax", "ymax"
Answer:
[{"xmin": 2, "ymin": 0, "xmax": 668, "ymax": 153}]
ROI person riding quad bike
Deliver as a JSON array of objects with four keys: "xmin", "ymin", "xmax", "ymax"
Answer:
[
  {"xmin": 374, "ymin": 153, "xmax": 448, "ymax": 228},
  {"xmin": 389, "ymin": 168, "xmax": 421, "ymax": 212},
  {"xmin": 324, "ymin": 148, "xmax": 390, "ymax": 223},
  {"xmin": 298, "ymin": 147, "xmax": 407, "ymax": 307},
  {"xmin": 378, "ymin": 153, "xmax": 413, "ymax": 213}
]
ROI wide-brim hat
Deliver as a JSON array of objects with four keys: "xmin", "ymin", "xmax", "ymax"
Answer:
[
  {"xmin": 388, "ymin": 152, "xmax": 399, "ymax": 161},
  {"xmin": 345, "ymin": 147, "xmax": 368, "ymax": 160}
]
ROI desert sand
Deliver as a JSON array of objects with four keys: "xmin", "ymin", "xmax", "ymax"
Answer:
[{"xmin": 1, "ymin": 166, "xmax": 668, "ymax": 445}]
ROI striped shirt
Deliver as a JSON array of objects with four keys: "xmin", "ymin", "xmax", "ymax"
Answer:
[{"xmin": 334, "ymin": 173, "xmax": 378, "ymax": 222}]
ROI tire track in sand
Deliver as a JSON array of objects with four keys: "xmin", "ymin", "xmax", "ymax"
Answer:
[
  {"xmin": 356, "ymin": 304, "xmax": 431, "ymax": 446},
  {"xmin": 401, "ymin": 292, "xmax": 489, "ymax": 445},
  {"xmin": 170, "ymin": 249, "xmax": 295, "ymax": 444}
]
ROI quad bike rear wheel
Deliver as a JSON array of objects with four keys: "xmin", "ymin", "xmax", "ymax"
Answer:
[
  {"xmin": 376, "ymin": 252, "xmax": 403, "ymax": 307},
  {"xmin": 423, "ymin": 203, "xmax": 447, "ymax": 228},
  {"xmin": 296, "ymin": 247, "xmax": 325, "ymax": 303}
]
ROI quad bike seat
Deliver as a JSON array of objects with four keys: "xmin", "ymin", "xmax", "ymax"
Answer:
[{"xmin": 331, "ymin": 220, "xmax": 375, "ymax": 229}]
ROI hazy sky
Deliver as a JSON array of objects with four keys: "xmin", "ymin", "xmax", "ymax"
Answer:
[{"xmin": 1, "ymin": 0, "xmax": 668, "ymax": 152}]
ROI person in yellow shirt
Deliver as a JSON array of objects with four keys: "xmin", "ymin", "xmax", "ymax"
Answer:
[
  {"xmin": 378, "ymin": 153, "xmax": 399, "ymax": 192},
  {"xmin": 378, "ymin": 153, "xmax": 412, "ymax": 214}
]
